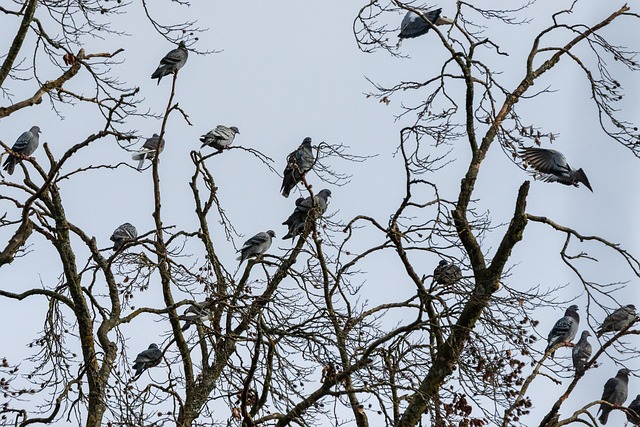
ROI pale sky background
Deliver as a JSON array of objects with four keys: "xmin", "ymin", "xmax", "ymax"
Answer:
[{"xmin": 1, "ymin": 1, "xmax": 639, "ymax": 425}]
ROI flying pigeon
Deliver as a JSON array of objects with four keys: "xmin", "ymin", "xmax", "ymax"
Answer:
[
  {"xmin": 2, "ymin": 126, "xmax": 41, "ymax": 175},
  {"xmin": 398, "ymin": 8, "xmax": 454, "ymax": 39},
  {"xmin": 110, "ymin": 223, "xmax": 138, "ymax": 251},
  {"xmin": 237, "ymin": 230, "xmax": 275, "ymax": 264},
  {"xmin": 132, "ymin": 134, "xmax": 165, "ymax": 170},
  {"xmin": 282, "ymin": 189, "xmax": 331, "ymax": 240},
  {"xmin": 597, "ymin": 304, "xmax": 637, "ymax": 337},
  {"xmin": 433, "ymin": 260, "xmax": 462, "ymax": 286},
  {"xmin": 151, "ymin": 41, "xmax": 188, "ymax": 84},
  {"xmin": 200, "ymin": 125, "xmax": 240, "ymax": 150},
  {"xmin": 545, "ymin": 304, "xmax": 579, "ymax": 358},
  {"xmin": 179, "ymin": 301, "xmax": 211, "ymax": 331},
  {"xmin": 132, "ymin": 343, "xmax": 162, "ymax": 376},
  {"xmin": 520, "ymin": 147, "xmax": 593, "ymax": 191},
  {"xmin": 572, "ymin": 330, "xmax": 592, "ymax": 374},
  {"xmin": 627, "ymin": 394, "xmax": 640, "ymax": 425},
  {"xmin": 281, "ymin": 137, "xmax": 315, "ymax": 198},
  {"xmin": 598, "ymin": 368, "xmax": 631, "ymax": 425}
]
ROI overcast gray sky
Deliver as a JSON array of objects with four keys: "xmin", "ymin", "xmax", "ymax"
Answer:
[{"xmin": 1, "ymin": 1, "xmax": 639, "ymax": 425}]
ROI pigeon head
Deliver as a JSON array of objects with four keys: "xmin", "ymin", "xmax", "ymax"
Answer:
[
  {"xmin": 438, "ymin": 260, "xmax": 448, "ymax": 266},
  {"xmin": 318, "ymin": 189, "xmax": 332, "ymax": 199},
  {"xmin": 230, "ymin": 126, "xmax": 240, "ymax": 134},
  {"xmin": 574, "ymin": 168, "xmax": 593, "ymax": 192},
  {"xmin": 267, "ymin": 230, "xmax": 276, "ymax": 238},
  {"xmin": 435, "ymin": 15, "xmax": 454, "ymax": 26},
  {"xmin": 302, "ymin": 137, "xmax": 312, "ymax": 146},
  {"xmin": 30, "ymin": 126, "xmax": 41, "ymax": 135},
  {"xmin": 617, "ymin": 368, "xmax": 631, "ymax": 378},
  {"xmin": 582, "ymin": 330, "xmax": 592, "ymax": 338},
  {"xmin": 149, "ymin": 343, "xmax": 158, "ymax": 349},
  {"xmin": 567, "ymin": 304, "xmax": 579, "ymax": 312},
  {"xmin": 178, "ymin": 41, "xmax": 187, "ymax": 49},
  {"xmin": 626, "ymin": 304, "xmax": 637, "ymax": 312}
]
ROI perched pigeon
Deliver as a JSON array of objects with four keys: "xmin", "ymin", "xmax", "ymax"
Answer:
[
  {"xmin": 132, "ymin": 134, "xmax": 165, "ymax": 170},
  {"xmin": 179, "ymin": 301, "xmax": 211, "ymax": 331},
  {"xmin": 281, "ymin": 137, "xmax": 315, "ymax": 198},
  {"xmin": 237, "ymin": 230, "xmax": 275, "ymax": 264},
  {"xmin": 151, "ymin": 41, "xmax": 188, "ymax": 84},
  {"xmin": 2, "ymin": 126, "xmax": 41, "ymax": 175},
  {"xmin": 520, "ymin": 147, "xmax": 593, "ymax": 191},
  {"xmin": 398, "ymin": 8, "xmax": 454, "ymax": 39},
  {"xmin": 200, "ymin": 125, "xmax": 240, "ymax": 150},
  {"xmin": 545, "ymin": 304, "xmax": 579, "ymax": 358},
  {"xmin": 132, "ymin": 343, "xmax": 162, "ymax": 376},
  {"xmin": 627, "ymin": 394, "xmax": 640, "ymax": 425},
  {"xmin": 597, "ymin": 305, "xmax": 637, "ymax": 337},
  {"xmin": 598, "ymin": 368, "xmax": 631, "ymax": 425},
  {"xmin": 572, "ymin": 330, "xmax": 592, "ymax": 374},
  {"xmin": 433, "ymin": 260, "xmax": 462, "ymax": 286},
  {"xmin": 110, "ymin": 223, "xmax": 138, "ymax": 251},
  {"xmin": 282, "ymin": 189, "xmax": 331, "ymax": 240}
]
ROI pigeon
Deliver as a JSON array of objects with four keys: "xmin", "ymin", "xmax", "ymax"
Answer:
[
  {"xmin": 545, "ymin": 304, "xmax": 579, "ymax": 358},
  {"xmin": 398, "ymin": 8, "xmax": 454, "ymax": 39},
  {"xmin": 151, "ymin": 41, "xmax": 188, "ymax": 84},
  {"xmin": 281, "ymin": 137, "xmax": 315, "ymax": 198},
  {"xmin": 572, "ymin": 330, "xmax": 592, "ymax": 374},
  {"xmin": 200, "ymin": 125, "xmax": 240, "ymax": 150},
  {"xmin": 132, "ymin": 343, "xmax": 162, "ymax": 376},
  {"xmin": 2, "ymin": 126, "xmax": 41, "ymax": 175},
  {"xmin": 627, "ymin": 394, "xmax": 640, "ymax": 425},
  {"xmin": 110, "ymin": 223, "xmax": 138, "ymax": 251},
  {"xmin": 282, "ymin": 189, "xmax": 331, "ymax": 240},
  {"xmin": 597, "ymin": 305, "xmax": 637, "ymax": 337},
  {"xmin": 179, "ymin": 301, "xmax": 211, "ymax": 331},
  {"xmin": 132, "ymin": 134, "xmax": 165, "ymax": 170},
  {"xmin": 598, "ymin": 368, "xmax": 631, "ymax": 425},
  {"xmin": 433, "ymin": 260, "xmax": 462, "ymax": 286},
  {"xmin": 520, "ymin": 147, "xmax": 593, "ymax": 191},
  {"xmin": 237, "ymin": 230, "xmax": 276, "ymax": 264}
]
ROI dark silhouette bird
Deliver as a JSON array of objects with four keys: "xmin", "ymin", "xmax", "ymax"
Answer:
[
  {"xmin": 520, "ymin": 147, "xmax": 593, "ymax": 191},
  {"xmin": 151, "ymin": 41, "xmax": 188, "ymax": 84},
  {"xmin": 398, "ymin": 8, "xmax": 453, "ymax": 39},
  {"xmin": 2, "ymin": 126, "xmax": 41, "ymax": 175},
  {"xmin": 572, "ymin": 330, "xmax": 592, "ymax": 374},
  {"xmin": 281, "ymin": 137, "xmax": 315, "ymax": 198},
  {"xmin": 627, "ymin": 394, "xmax": 640, "ymax": 425},
  {"xmin": 597, "ymin": 304, "xmax": 637, "ymax": 337},
  {"xmin": 132, "ymin": 343, "xmax": 162, "ymax": 376},
  {"xmin": 200, "ymin": 125, "xmax": 239, "ymax": 150},
  {"xmin": 179, "ymin": 301, "xmax": 211, "ymax": 331},
  {"xmin": 237, "ymin": 230, "xmax": 275, "ymax": 264},
  {"xmin": 282, "ymin": 189, "xmax": 331, "ymax": 240},
  {"xmin": 132, "ymin": 134, "xmax": 165, "ymax": 170},
  {"xmin": 598, "ymin": 368, "xmax": 630, "ymax": 425},
  {"xmin": 110, "ymin": 223, "xmax": 138, "ymax": 251},
  {"xmin": 433, "ymin": 260, "xmax": 462, "ymax": 286},
  {"xmin": 545, "ymin": 304, "xmax": 579, "ymax": 358}
]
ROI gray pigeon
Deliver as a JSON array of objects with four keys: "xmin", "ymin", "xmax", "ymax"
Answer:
[
  {"xmin": 545, "ymin": 304, "xmax": 579, "ymax": 358},
  {"xmin": 132, "ymin": 134, "xmax": 165, "ymax": 170},
  {"xmin": 398, "ymin": 8, "xmax": 454, "ymax": 39},
  {"xmin": 597, "ymin": 304, "xmax": 637, "ymax": 337},
  {"xmin": 627, "ymin": 394, "xmax": 640, "ymax": 425},
  {"xmin": 282, "ymin": 189, "xmax": 331, "ymax": 240},
  {"xmin": 132, "ymin": 343, "xmax": 162, "ymax": 376},
  {"xmin": 179, "ymin": 301, "xmax": 211, "ymax": 331},
  {"xmin": 200, "ymin": 125, "xmax": 240, "ymax": 150},
  {"xmin": 237, "ymin": 230, "xmax": 275, "ymax": 264},
  {"xmin": 2, "ymin": 126, "xmax": 41, "ymax": 175},
  {"xmin": 433, "ymin": 260, "xmax": 462, "ymax": 286},
  {"xmin": 110, "ymin": 223, "xmax": 138, "ymax": 251},
  {"xmin": 520, "ymin": 147, "xmax": 593, "ymax": 191},
  {"xmin": 598, "ymin": 368, "xmax": 630, "ymax": 425},
  {"xmin": 151, "ymin": 41, "xmax": 188, "ymax": 84},
  {"xmin": 572, "ymin": 330, "xmax": 592, "ymax": 374},
  {"xmin": 281, "ymin": 137, "xmax": 315, "ymax": 198}
]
